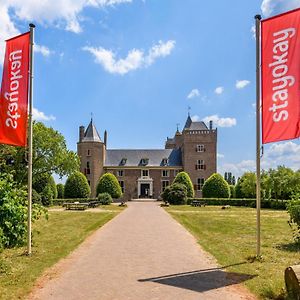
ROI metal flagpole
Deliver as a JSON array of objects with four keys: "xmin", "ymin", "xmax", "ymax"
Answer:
[
  {"xmin": 255, "ymin": 14, "xmax": 261, "ymax": 258},
  {"xmin": 27, "ymin": 23, "xmax": 35, "ymax": 255}
]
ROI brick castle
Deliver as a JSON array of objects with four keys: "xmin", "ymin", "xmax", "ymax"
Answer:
[{"xmin": 77, "ymin": 115, "xmax": 217, "ymax": 199}]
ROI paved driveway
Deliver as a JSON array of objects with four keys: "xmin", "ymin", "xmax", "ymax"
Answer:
[{"xmin": 29, "ymin": 202, "xmax": 256, "ymax": 300}]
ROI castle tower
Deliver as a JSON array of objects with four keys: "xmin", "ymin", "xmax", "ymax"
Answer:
[
  {"xmin": 181, "ymin": 115, "xmax": 217, "ymax": 197},
  {"xmin": 77, "ymin": 119, "xmax": 105, "ymax": 197}
]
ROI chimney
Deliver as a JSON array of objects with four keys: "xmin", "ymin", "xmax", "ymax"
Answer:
[
  {"xmin": 104, "ymin": 130, "xmax": 107, "ymax": 146},
  {"xmin": 209, "ymin": 120, "xmax": 213, "ymax": 130},
  {"xmin": 79, "ymin": 126, "xmax": 85, "ymax": 142}
]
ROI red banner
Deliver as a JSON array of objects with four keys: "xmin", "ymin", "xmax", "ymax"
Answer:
[
  {"xmin": 0, "ymin": 32, "xmax": 30, "ymax": 147},
  {"xmin": 262, "ymin": 8, "xmax": 300, "ymax": 144}
]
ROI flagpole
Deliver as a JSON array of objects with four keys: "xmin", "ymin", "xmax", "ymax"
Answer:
[
  {"xmin": 255, "ymin": 14, "xmax": 261, "ymax": 258},
  {"xmin": 27, "ymin": 23, "xmax": 35, "ymax": 255}
]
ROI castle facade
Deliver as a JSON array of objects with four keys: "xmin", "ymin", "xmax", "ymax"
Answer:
[{"xmin": 77, "ymin": 115, "xmax": 217, "ymax": 199}]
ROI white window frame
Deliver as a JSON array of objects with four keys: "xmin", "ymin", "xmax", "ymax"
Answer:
[
  {"xmin": 196, "ymin": 144, "xmax": 205, "ymax": 152},
  {"xmin": 141, "ymin": 169, "xmax": 149, "ymax": 177},
  {"xmin": 196, "ymin": 159, "xmax": 205, "ymax": 170},
  {"xmin": 117, "ymin": 170, "xmax": 124, "ymax": 177},
  {"xmin": 196, "ymin": 178, "xmax": 205, "ymax": 191},
  {"xmin": 162, "ymin": 180, "xmax": 170, "ymax": 192},
  {"xmin": 162, "ymin": 170, "xmax": 169, "ymax": 177}
]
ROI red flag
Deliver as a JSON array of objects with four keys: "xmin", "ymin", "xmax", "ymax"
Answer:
[
  {"xmin": 261, "ymin": 8, "xmax": 300, "ymax": 144},
  {"xmin": 0, "ymin": 32, "xmax": 30, "ymax": 147}
]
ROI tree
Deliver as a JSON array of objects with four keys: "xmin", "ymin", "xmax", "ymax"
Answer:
[
  {"xmin": 173, "ymin": 171, "xmax": 194, "ymax": 197},
  {"xmin": 239, "ymin": 172, "xmax": 256, "ymax": 198},
  {"xmin": 161, "ymin": 183, "xmax": 187, "ymax": 205},
  {"xmin": 64, "ymin": 171, "xmax": 90, "ymax": 198},
  {"xmin": 32, "ymin": 173, "xmax": 57, "ymax": 205},
  {"xmin": 96, "ymin": 173, "xmax": 122, "ymax": 199},
  {"xmin": 202, "ymin": 173, "xmax": 230, "ymax": 198},
  {"xmin": 57, "ymin": 184, "xmax": 64, "ymax": 199},
  {"xmin": 0, "ymin": 122, "xmax": 79, "ymax": 185}
]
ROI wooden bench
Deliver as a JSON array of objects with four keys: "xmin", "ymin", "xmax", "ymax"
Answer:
[
  {"xmin": 191, "ymin": 200, "xmax": 206, "ymax": 207},
  {"xmin": 63, "ymin": 202, "xmax": 89, "ymax": 210},
  {"xmin": 88, "ymin": 201, "xmax": 101, "ymax": 208}
]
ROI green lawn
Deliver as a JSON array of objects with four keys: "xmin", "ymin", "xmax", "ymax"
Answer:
[
  {"xmin": 0, "ymin": 206, "xmax": 123, "ymax": 300},
  {"xmin": 165, "ymin": 206, "xmax": 300, "ymax": 299}
]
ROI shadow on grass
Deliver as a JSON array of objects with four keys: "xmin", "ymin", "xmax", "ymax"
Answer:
[
  {"xmin": 138, "ymin": 263, "xmax": 257, "ymax": 293},
  {"xmin": 276, "ymin": 242, "xmax": 300, "ymax": 253}
]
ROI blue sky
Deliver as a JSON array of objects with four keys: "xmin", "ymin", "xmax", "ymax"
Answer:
[{"xmin": 0, "ymin": 0, "xmax": 300, "ymax": 179}]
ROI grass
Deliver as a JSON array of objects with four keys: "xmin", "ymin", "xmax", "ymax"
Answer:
[
  {"xmin": 165, "ymin": 205, "xmax": 300, "ymax": 299},
  {"xmin": 0, "ymin": 205, "xmax": 124, "ymax": 300}
]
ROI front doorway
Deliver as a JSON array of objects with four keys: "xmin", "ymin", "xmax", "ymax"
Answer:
[{"xmin": 140, "ymin": 183, "xmax": 150, "ymax": 198}]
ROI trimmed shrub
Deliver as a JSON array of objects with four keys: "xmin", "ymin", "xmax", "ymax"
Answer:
[
  {"xmin": 98, "ymin": 193, "xmax": 113, "ymax": 205},
  {"xmin": 32, "ymin": 189, "xmax": 42, "ymax": 204},
  {"xmin": 173, "ymin": 172, "xmax": 194, "ymax": 197},
  {"xmin": 57, "ymin": 183, "xmax": 64, "ymax": 199},
  {"xmin": 64, "ymin": 171, "xmax": 91, "ymax": 199},
  {"xmin": 97, "ymin": 173, "xmax": 122, "ymax": 199},
  {"xmin": 287, "ymin": 200, "xmax": 300, "ymax": 243},
  {"xmin": 202, "ymin": 173, "xmax": 230, "ymax": 198},
  {"xmin": 162, "ymin": 183, "xmax": 187, "ymax": 205}
]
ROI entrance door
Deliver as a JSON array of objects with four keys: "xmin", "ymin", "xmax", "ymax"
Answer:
[{"xmin": 140, "ymin": 183, "xmax": 150, "ymax": 198}]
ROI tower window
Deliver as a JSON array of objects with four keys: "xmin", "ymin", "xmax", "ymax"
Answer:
[
  {"xmin": 117, "ymin": 170, "xmax": 124, "ymax": 177},
  {"xmin": 87, "ymin": 149, "xmax": 91, "ymax": 156},
  {"xmin": 119, "ymin": 180, "xmax": 125, "ymax": 193},
  {"xmin": 162, "ymin": 170, "xmax": 169, "ymax": 177},
  {"xmin": 196, "ymin": 178, "xmax": 205, "ymax": 191},
  {"xmin": 196, "ymin": 160, "xmax": 206, "ymax": 170},
  {"xmin": 196, "ymin": 144, "xmax": 205, "ymax": 152},
  {"xmin": 86, "ymin": 161, "xmax": 91, "ymax": 174},
  {"xmin": 162, "ymin": 180, "xmax": 169, "ymax": 192}
]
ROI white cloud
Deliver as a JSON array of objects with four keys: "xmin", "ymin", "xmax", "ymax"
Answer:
[
  {"xmin": 214, "ymin": 86, "xmax": 224, "ymax": 95},
  {"xmin": 202, "ymin": 114, "xmax": 237, "ymax": 128},
  {"xmin": 261, "ymin": 0, "xmax": 300, "ymax": 17},
  {"xmin": 34, "ymin": 44, "xmax": 52, "ymax": 57},
  {"xmin": 191, "ymin": 115, "xmax": 200, "ymax": 122},
  {"xmin": 187, "ymin": 89, "xmax": 200, "ymax": 99},
  {"xmin": 217, "ymin": 153, "xmax": 225, "ymax": 159},
  {"xmin": 218, "ymin": 141, "xmax": 300, "ymax": 177},
  {"xmin": 236, "ymin": 80, "xmax": 250, "ymax": 89},
  {"xmin": 83, "ymin": 40, "xmax": 176, "ymax": 75},
  {"xmin": 32, "ymin": 107, "xmax": 56, "ymax": 121}
]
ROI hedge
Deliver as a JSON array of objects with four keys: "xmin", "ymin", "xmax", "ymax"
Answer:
[{"xmin": 188, "ymin": 198, "xmax": 288, "ymax": 210}]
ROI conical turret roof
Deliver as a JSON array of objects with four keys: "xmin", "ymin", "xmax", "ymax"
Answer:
[{"xmin": 82, "ymin": 119, "xmax": 102, "ymax": 143}]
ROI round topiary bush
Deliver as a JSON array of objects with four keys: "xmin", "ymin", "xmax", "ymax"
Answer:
[
  {"xmin": 162, "ymin": 183, "xmax": 187, "ymax": 205},
  {"xmin": 98, "ymin": 193, "xmax": 113, "ymax": 205},
  {"xmin": 56, "ymin": 183, "xmax": 64, "ymax": 199},
  {"xmin": 64, "ymin": 171, "xmax": 90, "ymax": 199},
  {"xmin": 202, "ymin": 173, "xmax": 230, "ymax": 198},
  {"xmin": 173, "ymin": 171, "xmax": 194, "ymax": 198},
  {"xmin": 96, "ymin": 173, "xmax": 122, "ymax": 199}
]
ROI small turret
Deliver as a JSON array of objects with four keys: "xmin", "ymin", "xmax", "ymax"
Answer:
[
  {"xmin": 104, "ymin": 130, "xmax": 107, "ymax": 147},
  {"xmin": 79, "ymin": 126, "xmax": 85, "ymax": 142}
]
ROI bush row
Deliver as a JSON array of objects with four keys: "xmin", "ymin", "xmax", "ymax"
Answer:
[{"xmin": 188, "ymin": 198, "xmax": 288, "ymax": 210}]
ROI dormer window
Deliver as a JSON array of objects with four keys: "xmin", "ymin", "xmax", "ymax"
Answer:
[
  {"xmin": 162, "ymin": 158, "xmax": 168, "ymax": 166},
  {"xmin": 140, "ymin": 158, "xmax": 149, "ymax": 166},
  {"xmin": 120, "ymin": 158, "xmax": 127, "ymax": 165}
]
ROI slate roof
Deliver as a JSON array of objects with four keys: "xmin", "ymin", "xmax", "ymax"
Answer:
[
  {"xmin": 183, "ymin": 116, "xmax": 208, "ymax": 131},
  {"xmin": 105, "ymin": 148, "xmax": 182, "ymax": 167},
  {"xmin": 82, "ymin": 120, "xmax": 102, "ymax": 143}
]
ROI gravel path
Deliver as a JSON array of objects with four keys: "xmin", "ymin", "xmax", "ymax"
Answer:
[{"xmin": 29, "ymin": 202, "xmax": 256, "ymax": 300}]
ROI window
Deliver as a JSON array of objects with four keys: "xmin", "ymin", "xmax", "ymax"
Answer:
[
  {"xmin": 162, "ymin": 180, "xmax": 169, "ymax": 192},
  {"xmin": 196, "ymin": 159, "xmax": 206, "ymax": 170},
  {"xmin": 86, "ymin": 161, "xmax": 90, "ymax": 174},
  {"xmin": 117, "ymin": 170, "xmax": 124, "ymax": 177},
  {"xmin": 120, "ymin": 158, "xmax": 127, "ymax": 165},
  {"xmin": 196, "ymin": 178, "xmax": 205, "ymax": 191},
  {"xmin": 142, "ymin": 169, "xmax": 149, "ymax": 177},
  {"xmin": 87, "ymin": 149, "xmax": 91, "ymax": 156},
  {"xmin": 196, "ymin": 144, "xmax": 205, "ymax": 152},
  {"xmin": 88, "ymin": 180, "xmax": 91, "ymax": 186},
  {"xmin": 119, "ymin": 181, "xmax": 125, "ymax": 193},
  {"xmin": 140, "ymin": 158, "xmax": 149, "ymax": 166},
  {"xmin": 162, "ymin": 170, "xmax": 169, "ymax": 177},
  {"xmin": 162, "ymin": 158, "xmax": 168, "ymax": 166}
]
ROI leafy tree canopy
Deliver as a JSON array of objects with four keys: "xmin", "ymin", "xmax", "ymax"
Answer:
[
  {"xmin": 202, "ymin": 173, "xmax": 230, "ymax": 198},
  {"xmin": 97, "ymin": 173, "xmax": 122, "ymax": 199},
  {"xmin": 173, "ymin": 171, "xmax": 194, "ymax": 197}
]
